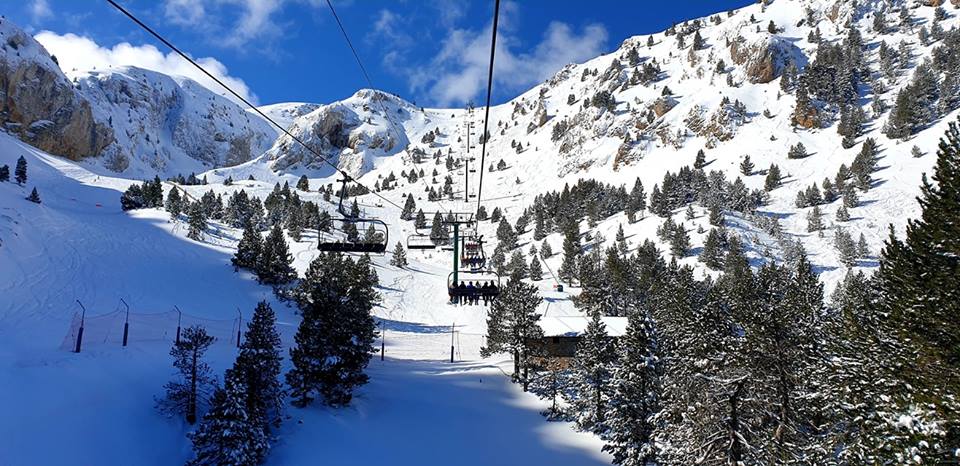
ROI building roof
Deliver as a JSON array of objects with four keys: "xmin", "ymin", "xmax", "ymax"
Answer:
[{"xmin": 537, "ymin": 316, "xmax": 628, "ymax": 338}]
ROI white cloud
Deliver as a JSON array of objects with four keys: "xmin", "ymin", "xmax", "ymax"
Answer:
[
  {"xmin": 161, "ymin": 0, "xmax": 290, "ymax": 48},
  {"xmin": 34, "ymin": 31, "xmax": 259, "ymax": 106},
  {"xmin": 163, "ymin": 0, "xmax": 207, "ymax": 27},
  {"xmin": 379, "ymin": 2, "xmax": 608, "ymax": 107},
  {"xmin": 30, "ymin": 0, "xmax": 53, "ymax": 22}
]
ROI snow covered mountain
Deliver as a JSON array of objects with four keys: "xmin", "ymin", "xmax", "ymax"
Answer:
[
  {"xmin": 73, "ymin": 66, "xmax": 277, "ymax": 178},
  {"xmin": 254, "ymin": 102, "xmax": 321, "ymax": 133},
  {"xmin": 226, "ymin": 0, "xmax": 960, "ymax": 291},
  {"xmin": 1, "ymin": 18, "xmax": 277, "ymax": 179}
]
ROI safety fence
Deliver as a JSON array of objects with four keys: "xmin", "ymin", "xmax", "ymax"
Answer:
[{"xmin": 61, "ymin": 301, "xmax": 243, "ymax": 352}]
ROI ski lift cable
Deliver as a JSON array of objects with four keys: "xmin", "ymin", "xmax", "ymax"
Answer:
[
  {"xmin": 105, "ymin": 0, "xmax": 404, "ymax": 213},
  {"xmin": 473, "ymin": 0, "xmax": 501, "ymax": 219},
  {"xmin": 324, "ymin": 0, "xmax": 453, "ymax": 215}
]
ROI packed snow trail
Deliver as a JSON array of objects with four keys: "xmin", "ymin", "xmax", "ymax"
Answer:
[
  {"xmin": 0, "ymin": 135, "xmax": 609, "ymax": 465},
  {"xmin": 271, "ymin": 359, "xmax": 611, "ymax": 466}
]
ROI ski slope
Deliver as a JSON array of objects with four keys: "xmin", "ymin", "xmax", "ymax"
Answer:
[{"xmin": 0, "ymin": 133, "xmax": 608, "ymax": 465}]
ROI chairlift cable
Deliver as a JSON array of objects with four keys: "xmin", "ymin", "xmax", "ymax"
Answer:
[
  {"xmin": 473, "ymin": 0, "xmax": 501, "ymax": 219},
  {"xmin": 324, "ymin": 0, "xmax": 453, "ymax": 215}
]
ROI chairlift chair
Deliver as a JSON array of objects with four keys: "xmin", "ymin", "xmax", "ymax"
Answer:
[
  {"xmin": 447, "ymin": 270, "xmax": 501, "ymax": 303},
  {"xmin": 316, "ymin": 177, "xmax": 389, "ymax": 254},
  {"xmin": 407, "ymin": 233, "xmax": 436, "ymax": 250}
]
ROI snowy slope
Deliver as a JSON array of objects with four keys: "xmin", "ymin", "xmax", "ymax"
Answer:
[
  {"xmin": 254, "ymin": 101, "xmax": 321, "ymax": 133},
  {"xmin": 0, "ymin": 131, "xmax": 605, "ymax": 465}
]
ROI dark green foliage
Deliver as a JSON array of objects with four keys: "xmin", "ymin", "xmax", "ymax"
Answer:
[
  {"xmin": 187, "ymin": 368, "xmax": 267, "ymax": 466},
  {"xmin": 187, "ymin": 201, "xmax": 207, "ymax": 241},
  {"xmin": 256, "ymin": 225, "xmax": 296, "ymax": 286},
  {"xmin": 234, "ymin": 301, "xmax": 285, "ymax": 434},
  {"xmin": 481, "ymin": 279, "xmax": 543, "ymax": 380},
  {"xmin": 26, "ymin": 187, "xmax": 41, "ymax": 204},
  {"xmin": 602, "ymin": 311, "xmax": 658, "ymax": 466},
  {"xmin": 0, "ymin": 164, "xmax": 9, "ymax": 182},
  {"xmin": 287, "ymin": 253, "xmax": 379, "ymax": 407},
  {"xmin": 121, "ymin": 177, "xmax": 163, "ymax": 211},
  {"xmin": 159, "ymin": 326, "xmax": 216, "ymax": 424},
  {"xmin": 233, "ymin": 223, "xmax": 262, "ymax": 270},
  {"xmin": 566, "ymin": 311, "xmax": 616, "ymax": 434},
  {"xmin": 15, "ymin": 156, "xmax": 27, "ymax": 185},
  {"xmin": 390, "ymin": 242, "xmax": 408, "ymax": 268},
  {"xmin": 764, "ymin": 164, "xmax": 782, "ymax": 191}
]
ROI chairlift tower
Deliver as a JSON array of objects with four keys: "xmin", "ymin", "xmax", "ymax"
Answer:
[{"xmin": 441, "ymin": 212, "xmax": 476, "ymax": 285}]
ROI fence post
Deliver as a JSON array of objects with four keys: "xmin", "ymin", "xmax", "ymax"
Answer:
[
  {"xmin": 236, "ymin": 308, "xmax": 242, "ymax": 349},
  {"xmin": 120, "ymin": 298, "xmax": 130, "ymax": 347},
  {"xmin": 380, "ymin": 321, "xmax": 385, "ymax": 361},
  {"xmin": 174, "ymin": 306, "xmax": 182, "ymax": 344},
  {"xmin": 74, "ymin": 300, "xmax": 86, "ymax": 353}
]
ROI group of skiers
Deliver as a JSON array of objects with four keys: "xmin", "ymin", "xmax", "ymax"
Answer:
[{"xmin": 449, "ymin": 281, "xmax": 498, "ymax": 305}]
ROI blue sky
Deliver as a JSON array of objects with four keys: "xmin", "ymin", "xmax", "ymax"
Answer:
[{"xmin": 11, "ymin": 0, "xmax": 752, "ymax": 108}]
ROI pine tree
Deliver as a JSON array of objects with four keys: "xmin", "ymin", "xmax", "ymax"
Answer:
[
  {"xmin": 296, "ymin": 175, "xmax": 309, "ymax": 191},
  {"xmin": 806, "ymin": 206, "xmax": 824, "ymax": 232},
  {"xmin": 529, "ymin": 255, "xmax": 543, "ymax": 281},
  {"xmin": 286, "ymin": 201, "xmax": 303, "ymax": 241},
  {"xmin": 187, "ymin": 202, "xmax": 207, "ymax": 241},
  {"xmin": 497, "ymin": 217, "xmax": 518, "ymax": 250},
  {"xmin": 602, "ymin": 311, "xmax": 658, "ymax": 466},
  {"xmin": 414, "ymin": 209, "xmax": 427, "ymax": 229},
  {"xmin": 559, "ymin": 221, "xmax": 581, "ymax": 285},
  {"xmin": 508, "ymin": 251, "xmax": 528, "ymax": 281},
  {"xmin": 533, "ymin": 209, "xmax": 547, "ymax": 240},
  {"xmin": 694, "ymin": 149, "xmax": 707, "ymax": 169},
  {"xmin": 566, "ymin": 311, "xmax": 616, "ymax": 434},
  {"xmin": 615, "ymin": 224, "xmax": 629, "ymax": 256},
  {"xmin": 14, "ymin": 155, "xmax": 27, "ymax": 185},
  {"xmin": 390, "ymin": 242, "xmax": 408, "ymax": 268},
  {"xmin": 481, "ymin": 279, "xmax": 543, "ymax": 384},
  {"xmin": 400, "ymin": 194, "xmax": 416, "ymax": 220},
  {"xmin": 187, "ymin": 368, "xmax": 268, "ymax": 466},
  {"xmin": 429, "ymin": 212, "xmax": 446, "ymax": 243},
  {"xmin": 234, "ymin": 301, "xmax": 284, "ymax": 433},
  {"xmin": 740, "ymin": 155, "xmax": 755, "ymax": 175},
  {"xmin": 692, "ymin": 30, "xmax": 704, "ymax": 50},
  {"xmin": 670, "ymin": 224, "xmax": 690, "ymax": 257},
  {"xmin": 257, "ymin": 225, "xmax": 296, "ymax": 285},
  {"xmin": 835, "ymin": 227, "xmax": 859, "ymax": 267},
  {"xmin": 233, "ymin": 223, "xmax": 262, "ymax": 270},
  {"xmin": 159, "ymin": 326, "xmax": 216, "ymax": 424},
  {"xmin": 541, "ymin": 241, "xmax": 553, "ymax": 258},
  {"xmin": 166, "ymin": 188, "xmax": 183, "ymax": 220},
  {"xmin": 765, "ymin": 164, "xmax": 782, "ymax": 191},
  {"xmin": 0, "ymin": 164, "xmax": 9, "ymax": 183},
  {"xmin": 287, "ymin": 254, "xmax": 379, "ymax": 407},
  {"xmin": 26, "ymin": 187, "xmax": 41, "ymax": 204},
  {"xmin": 708, "ymin": 204, "xmax": 723, "ymax": 226},
  {"xmin": 699, "ymin": 227, "xmax": 725, "ymax": 270},
  {"xmin": 788, "ymin": 142, "xmax": 809, "ymax": 159},
  {"xmin": 836, "ymin": 205, "xmax": 851, "ymax": 222},
  {"xmin": 864, "ymin": 119, "xmax": 960, "ymax": 463}
]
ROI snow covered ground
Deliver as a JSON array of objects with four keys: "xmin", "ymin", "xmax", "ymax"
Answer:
[{"xmin": 0, "ymin": 133, "xmax": 608, "ymax": 465}]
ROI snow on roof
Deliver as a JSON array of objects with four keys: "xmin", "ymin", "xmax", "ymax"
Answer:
[{"xmin": 537, "ymin": 316, "xmax": 628, "ymax": 338}]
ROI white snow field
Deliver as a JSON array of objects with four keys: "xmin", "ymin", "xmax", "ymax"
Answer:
[{"xmin": 0, "ymin": 133, "xmax": 608, "ymax": 465}]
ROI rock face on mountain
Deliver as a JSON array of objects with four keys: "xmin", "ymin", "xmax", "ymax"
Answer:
[
  {"xmin": 729, "ymin": 35, "xmax": 799, "ymax": 84},
  {"xmin": 266, "ymin": 89, "xmax": 411, "ymax": 177},
  {"xmin": 0, "ymin": 19, "xmax": 113, "ymax": 160},
  {"xmin": 75, "ymin": 67, "xmax": 276, "ymax": 176}
]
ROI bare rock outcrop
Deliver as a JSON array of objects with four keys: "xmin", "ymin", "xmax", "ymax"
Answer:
[{"xmin": 0, "ymin": 23, "xmax": 113, "ymax": 160}]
